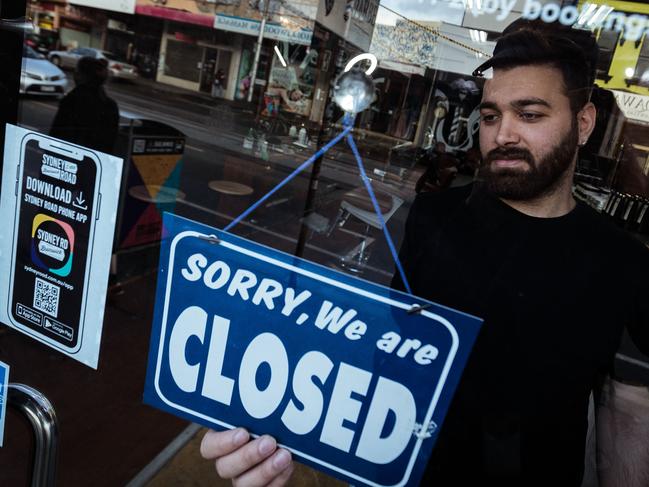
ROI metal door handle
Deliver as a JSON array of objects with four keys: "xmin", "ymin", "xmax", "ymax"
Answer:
[
  {"xmin": 0, "ymin": 17, "xmax": 34, "ymax": 32},
  {"xmin": 8, "ymin": 383, "xmax": 59, "ymax": 487}
]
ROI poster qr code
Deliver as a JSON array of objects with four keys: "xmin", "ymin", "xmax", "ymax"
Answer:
[{"xmin": 33, "ymin": 277, "xmax": 60, "ymax": 317}]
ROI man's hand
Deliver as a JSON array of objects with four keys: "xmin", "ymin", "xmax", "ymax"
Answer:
[{"xmin": 200, "ymin": 428, "xmax": 294, "ymax": 486}]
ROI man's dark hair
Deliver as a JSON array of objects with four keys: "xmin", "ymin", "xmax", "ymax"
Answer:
[
  {"xmin": 473, "ymin": 21, "xmax": 598, "ymax": 114},
  {"xmin": 74, "ymin": 56, "xmax": 109, "ymax": 86}
]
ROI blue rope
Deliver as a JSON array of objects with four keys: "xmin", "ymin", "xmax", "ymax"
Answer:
[
  {"xmin": 345, "ymin": 134, "xmax": 413, "ymax": 296},
  {"xmin": 224, "ymin": 113, "xmax": 413, "ymax": 297},
  {"xmin": 224, "ymin": 125, "xmax": 353, "ymax": 232}
]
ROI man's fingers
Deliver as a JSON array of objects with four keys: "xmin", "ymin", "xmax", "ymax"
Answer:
[
  {"xmin": 232, "ymin": 448, "xmax": 294, "ymax": 487},
  {"xmin": 200, "ymin": 428, "xmax": 249, "ymax": 460},
  {"xmin": 200, "ymin": 429, "xmax": 294, "ymax": 486},
  {"xmin": 265, "ymin": 455, "xmax": 295, "ymax": 487},
  {"xmin": 216, "ymin": 435, "xmax": 278, "ymax": 479}
]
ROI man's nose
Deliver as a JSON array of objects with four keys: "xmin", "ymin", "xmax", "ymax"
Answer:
[{"xmin": 494, "ymin": 115, "xmax": 521, "ymax": 146}]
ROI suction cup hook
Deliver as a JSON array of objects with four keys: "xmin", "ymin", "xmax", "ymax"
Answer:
[{"xmin": 332, "ymin": 53, "xmax": 378, "ymax": 115}]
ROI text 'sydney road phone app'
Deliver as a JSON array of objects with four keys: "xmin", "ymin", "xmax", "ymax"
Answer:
[{"xmin": 9, "ymin": 134, "xmax": 101, "ymax": 352}]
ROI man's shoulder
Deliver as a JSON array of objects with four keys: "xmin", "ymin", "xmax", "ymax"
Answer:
[
  {"xmin": 575, "ymin": 202, "xmax": 649, "ymax": 260},
  {"xmin": 106, "ymin": 95, "xmax": 119, "ymax": 115},
  {"xmin": 62, "ymin": 85, "xmax": 99, "ymax": 104}
]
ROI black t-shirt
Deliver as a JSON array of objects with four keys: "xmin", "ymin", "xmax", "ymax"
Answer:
[{"xmin": 393, "ymin": 185, "xmax": 649, "ymax": 486}]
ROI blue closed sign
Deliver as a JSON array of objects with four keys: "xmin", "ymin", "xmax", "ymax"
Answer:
[
  {"xmin": 144, "ymin": 213, "xmax": 482, "ymax": 486},
  {"xmin": 0, "ymin": 360, "xmax": 9, "ymax": 447}
]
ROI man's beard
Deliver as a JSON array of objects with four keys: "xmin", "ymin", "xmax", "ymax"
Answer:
[{"xmin": 477, "ymin": 122, "xmax": 579, "ymax": 200}]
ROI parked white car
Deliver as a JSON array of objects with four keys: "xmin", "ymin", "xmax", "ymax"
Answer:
[
  {"xmin": 48, "ymin": 47, "xmax": 138, "ymax": 80},
  {"xmin": 20, "ymin": 45, "xmax": 67, "ymax": 96}
]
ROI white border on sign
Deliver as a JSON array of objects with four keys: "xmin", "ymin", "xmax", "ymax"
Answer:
[
  {"xmin": 154, "ymin": 231, "xmax": 461, "ymax": 487},
  {"xmin": 0, "ymin": 360, "xmax": 9, "ymax": 447}
]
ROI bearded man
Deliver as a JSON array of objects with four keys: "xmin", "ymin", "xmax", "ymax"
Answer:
[{"xmin": 199, "ymin": 25, "xmax": 649, "ymax": 487}]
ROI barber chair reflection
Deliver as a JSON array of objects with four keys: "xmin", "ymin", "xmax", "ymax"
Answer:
[{"xmin": 326, "ymin": 186, "xmax": 403, "ymax": 274}]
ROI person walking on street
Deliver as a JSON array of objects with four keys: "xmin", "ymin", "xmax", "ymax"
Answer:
[{"xmin": 50, "ymin": 56, "xmax": 119, "ymax": 154}]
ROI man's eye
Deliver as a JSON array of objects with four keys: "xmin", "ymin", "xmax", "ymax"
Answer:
[
  {"xmin": 519, "ymin": 112, "xmax": 541, "ymax": 121},
  {"xmin": 480, "ymin": 113, "xmax": 498, "ymax": 123}
]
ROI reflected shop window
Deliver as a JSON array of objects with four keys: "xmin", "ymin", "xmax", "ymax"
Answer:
[
  {"xmin": 14, "ymin": 0, "xmax": 649, "ymax": 283},
  {"xmin": 1, "ymin": 0, "xmax": 649, "ymax": 485}
]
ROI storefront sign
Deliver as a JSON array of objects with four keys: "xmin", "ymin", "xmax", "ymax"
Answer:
[
  {"xmin": 69, "ymin": 0, "xmax": 135, "ymax": 14},
  {"xmin": 523, "ymin": 1, "xmax": 649, "ymax": 41},
  {"xmin": 214, "ymin": 14, "xmax": 313, "ymax": 46},
  {"xmin": 0, "ymin": 361, "xmax": 8, "ymax": 447},
  {"xmin": 371, "ymin": 22, "xmax": 440, "ymax": 71},
  {"xmin": 144, "ymin": 213, "xmax": 482, "ymax": 486},
  {"xmin": 613, "ymin": 90, "xmax": 649, "ymax": 124},
  {"xmin": 0, "ymin": 125, "xmax": 124, "ymax": 369},
  {"xmin": 450, "ymin": 0, "xmax": 649, "ymax": 42}
]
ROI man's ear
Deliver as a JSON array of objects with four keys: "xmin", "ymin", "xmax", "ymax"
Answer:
[{"xmin": 577, "ymin": 102, "xmax": 597, "ymax": 146}]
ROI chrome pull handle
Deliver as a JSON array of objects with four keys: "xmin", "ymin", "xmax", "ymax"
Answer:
[
  {"xmin": 7, "ymin": 383, "xmax": 59, "ymax": 487},
  {"xmin": 0, "ymin": 17, "xmax": 34, "ymax": 32}
]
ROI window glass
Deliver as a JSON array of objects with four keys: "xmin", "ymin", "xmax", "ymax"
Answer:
[{"xmin": 2, "ymin": 0, "xmax": 649, "ymax": 485}]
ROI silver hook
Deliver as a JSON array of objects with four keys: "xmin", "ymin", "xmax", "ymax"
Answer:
[
  {"xmin": 198, "ymin": 234, "xmax": 221, "ymax": 245},
  {"xmin": 407, "ymin": 303, "xmax": 433, "ymax": 315}
]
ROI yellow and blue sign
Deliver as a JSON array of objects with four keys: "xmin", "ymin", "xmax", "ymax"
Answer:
[
  {"xmin": 31, "ymin": 214, "xmax": 74, "ymax": 277},
  {"xmin": 144, "ymin": 213, "xmax": 482, "ymax": 486}
]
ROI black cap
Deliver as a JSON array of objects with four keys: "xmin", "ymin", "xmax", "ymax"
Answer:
[{"xmin": 472, "ymin": 19, "xmax": 596, "ymax": 84}]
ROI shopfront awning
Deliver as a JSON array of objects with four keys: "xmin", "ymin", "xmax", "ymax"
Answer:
[
  {"xmin": 378, "ymin": 59, "xmax": 426, "ymax": 76},
  {"xmin": 135, "ymin": 5, "xmax": 214, "ymax": 28},
  {"xmin": 69, "ymin": 0, "xmax": 136, "ymax": 15}
]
